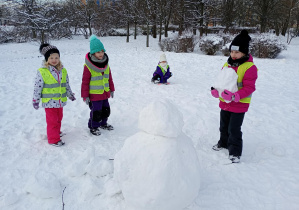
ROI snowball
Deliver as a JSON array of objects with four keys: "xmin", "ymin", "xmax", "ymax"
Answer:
[
  {"xmin": 25, "ymin": 170, "xmax": 62, "ymax": 199},
  {"xmin": 114, "ymin": 132, "xmax": 201, "ymax": 210},
  {"xmin": 138, "ymin": 99, "xmax": 184, "ymax": 138},
  {"xmin": 213, "ymin": 66, "xmax": 238, "ymax": 103}
]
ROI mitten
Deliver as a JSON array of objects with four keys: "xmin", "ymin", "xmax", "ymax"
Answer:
[
  {"xmin": 110, "ymin": 91, "xmax": 114, "ymax": 98},
  {"xmin": 211, "ymin": 87, "xmax": 219, "ymax": 98},
  {"xmin": 83, "ymin": 97, "xmax": 90, "ymax": 105},
  {"xmin": 69, "ymin": 93, "xmax": 76, "ymax": 101},
  {"xmin": 33, "ymin": 102, "xmax": 39, "ymax": 110},
  {"xmin": 221, "ymin": 90, "xmax": 240, "ymax": 102}
]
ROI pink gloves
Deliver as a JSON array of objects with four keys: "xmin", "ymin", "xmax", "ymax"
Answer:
[
  {"xmin": 221, "ymin": 90, "xmax": 240, "ymax": 102},
  {"xmin": 211, "ymin": 87, "xmax": 219, "ymax": 98}
]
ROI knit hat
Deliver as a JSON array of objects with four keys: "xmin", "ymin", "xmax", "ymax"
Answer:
[
  {"xmin": 39, "ymin": 43, "xmax": 60, "ymax": 61},
  {"xmin": 90, "ymin": 35, "xmax": 105, "ymax": 54},
  {"xmin": 159, "ymin": 53, "xmax": 167, "ymax": 62},
  {"xmin": 229, "ymin": 30, "xmax": 251, "ymax": 55}
]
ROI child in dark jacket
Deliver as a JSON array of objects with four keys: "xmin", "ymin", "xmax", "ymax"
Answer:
[
  {"xmin": 151, "ymin": 53, "xmax": 172, "ymax": 84},
  {"xmin": 81, "ymin": 35, "xmax": 115, "ymax": 136},
  {"xmin": 211, "ymin": 30, "xmax": 258, "ymax": 163}
]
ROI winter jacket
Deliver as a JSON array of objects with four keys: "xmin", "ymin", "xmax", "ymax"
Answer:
[
  {"xmin": 81, "ymin": 53, "xmax": 115, "ymax": 101},
  {"xmin": 153, "ymin": 63, "xmax": 172, "ymax": 83},
  {"xmin": 33, "ymin": 63, "xmax": 74, "ymax": 108},
  {"xmin": 219, "ymin": 54, "xmax": 258, "ymax": 113}
]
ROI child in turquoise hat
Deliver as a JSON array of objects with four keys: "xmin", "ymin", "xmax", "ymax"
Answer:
[{"xmin": 81, "ymin": 35, "xmax": 115, "ymax": 136}]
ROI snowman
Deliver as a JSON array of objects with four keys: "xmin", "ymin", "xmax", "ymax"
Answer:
[{"xmin": 113, "ymin": 99, "xmax": 201, "ymax": 210}]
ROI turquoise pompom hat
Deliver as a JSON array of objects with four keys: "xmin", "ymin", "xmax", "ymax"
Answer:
[{"xmin": 89, "ymin": 34, "xmax": 106, "ymax": 54}]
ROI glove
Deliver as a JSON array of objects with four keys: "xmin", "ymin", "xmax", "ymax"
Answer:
[
  {"xmin": 221, "ymin": 90, "xmax": 240, "ymax": 102},
  {"xmin": 33, "ymin": 102, "xmax": 39, "ymax": 110},
  {"xmin": 83, "ymin": 97, "xmax": 90, "ymax": 105},
  {"xmin": 110, "ymin": 91, "xmax": 114, "ymax": 98},
  {"xmin": 211, "ymin": 87, "xmax": 219, "ymax": 98},
  {"xmin": 69, "ymin": 93, "xmax": 76, "ymax": 101}
]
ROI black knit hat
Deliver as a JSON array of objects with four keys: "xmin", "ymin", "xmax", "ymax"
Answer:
[
  {"xmin": 229, "ymin": 30, "xmax": 251, "ymax": 55},
  {"xmin": 39, "ymin": 43, "xmax": 60, "ymax": 61}
]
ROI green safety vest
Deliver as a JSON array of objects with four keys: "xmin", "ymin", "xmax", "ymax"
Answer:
[
  {"xmin": 38, "ymin": 68, "xmax": 67, "ymax": 103},
  {"xmin": 85, "ymin": 64, "xmax": 110, "ymax": 94},
  {"xmin": 219, "ymin": 62, "xmax": 257, "ymax": 104},
  {"xmin": 158, "ymin": 64, "xmax": 169, "ymax": 76}
]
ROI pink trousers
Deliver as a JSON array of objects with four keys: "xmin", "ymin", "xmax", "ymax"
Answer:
[{"xmin": 45, "ymin": 108, "xmax": 63, "ymax": 144}]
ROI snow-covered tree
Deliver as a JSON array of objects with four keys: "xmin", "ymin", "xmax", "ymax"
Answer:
[{"xmin": 11, "ymin": 0, "xmax": 70, "ymax": 43}]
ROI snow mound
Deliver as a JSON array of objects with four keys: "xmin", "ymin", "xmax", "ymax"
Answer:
[
  {"xmin": 85, "ymin": 156, "xmax": 113, "ymax": 177},
  {"xmin": 138, "ymin": 99, "xmax": 184, "ymax": 138},
  {"xmin": 2, "ymin": 191, "xmax": 19, "ymax": 206},
  {"xmin": 25, "ymin": 170, "xmax": 62, "ymax": 199},
  {"xmin": 114, "ymin": 100, "xmax": 201, "ymax": 210}
]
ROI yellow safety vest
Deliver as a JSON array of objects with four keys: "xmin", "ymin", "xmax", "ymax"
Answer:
[
  {"xmin": 85, "ymin": 64, "xmax": 110, "ymax": 94},
  {"xmin": 38, "ymin": 68, "xmax": 67, "ymax": 103},
  {"xmin": 219, "ymin": 62, "xmax": 257, "ymax": 104},
  {"xmin": 158, "ymin": 65, "xmax": 169, "ymax": 76}
]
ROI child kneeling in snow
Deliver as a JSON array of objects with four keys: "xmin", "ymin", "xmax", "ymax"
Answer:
[
  {"xmin": 81, "ymin": 35, "xmax": 115, "ymax": 136},
  {"xmin": 151, "ymin": 53, "xmax": 172, "ymax": 84},
  {"xmin": 211, "ymin": 30, "xmax": 258, "ymax": 163}
]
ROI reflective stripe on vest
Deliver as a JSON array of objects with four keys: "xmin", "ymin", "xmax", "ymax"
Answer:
[
  {"xmin": 158, "ymin": 65, "xmax": 169, "ymax": 76},
  {"xmin": 85, "ymin": 64, "xmax": 110, "ymax": 94},
  {"xmin": 38, "ymin": 68, "xmax": 67, "ymax": 103},
  {"xmin": 219, "ymin": 62, "xmax": 255, "ymax": 104}
]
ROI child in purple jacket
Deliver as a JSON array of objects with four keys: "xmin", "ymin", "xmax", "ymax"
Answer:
[
  {"xmin": 151, "ymin": 53, "xmax": 172, "ymax": 84},
  {"xmin": 211, "ymin": 30, "xmax": 258, "ymax": 163}
]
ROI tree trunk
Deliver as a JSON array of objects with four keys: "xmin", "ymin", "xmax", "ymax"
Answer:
[
  {"xmin": 134, "ymin": 20, "xmax": 137, "ymax": 39},
  {"xmin": 41, "ymin": 30, "xmax": 45, "ymax": 44},
  {"xmin": 199, "ymin": 2, "xmax": 204, "ymax": 37},
  {"xmin": 164, "ymin": 0, "xmax": 174, "ymax": 38},
  {"xmin": 152, "ymin": 13, "xmax": 157, "ymax": 38},
  {"xmin": 281, "ymin": 8, "xmax": 292, "ymax": 36},
  {"xmin": 32, "ymin": 29, "xmax": 37, "ymax": 39},
  {"xmin": 88, "ymin": 19, "xmax": 92, "ymax": 36},
  {"xmin": 126, "ymin": 21, "xmax": 130, "ymax": 42},
  {"xmin": 152, "ymin": 24, "xmax": 157, "ymax": 38},
  {"xmin": 178, "ymin": 0, "xmax": 184, "ymax": 36},
  {"xmin": 159, "ymin": 19, "xmax": 162, "ymax": 42},
  {"xmin": 146, "ymin": 22, "xmax": 149, "ymax": 47},
  {"xmin": 165, "ymin": 20, "xmax": 169, "ymax": 37}
]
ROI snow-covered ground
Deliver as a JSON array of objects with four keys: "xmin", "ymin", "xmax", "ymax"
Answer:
[{"xmin": 0, "ymin": 34, "xmax": 298, "ymax": 210}]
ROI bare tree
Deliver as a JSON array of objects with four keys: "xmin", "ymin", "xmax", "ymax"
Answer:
[
  {"xmin": 253, "ymin": 0, "xmax": 280, "ymax": 33},
  {"xmin": 139, "ymin": 0, "xmax": 155, "ymax": 47},
  {"xmin": 221, "ymin": 0, "xmax": 236, "ymax": 33},
  {"xmin": 280, "ymin": 0, "xmax": 299, "ymax": 36},
  {"xmin": 12, "ymin": 0, "xmax": 69, "ymax": 43}
]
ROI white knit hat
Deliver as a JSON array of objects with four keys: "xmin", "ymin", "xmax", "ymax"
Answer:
[{"xmin": 159, "ymin": 53, "xmax": 167, "ymax": 62}]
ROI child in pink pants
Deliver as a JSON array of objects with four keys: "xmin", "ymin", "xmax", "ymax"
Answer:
[{"xmin": 33, "ymin": 43, "xmax": 76, "ymax": 146}]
